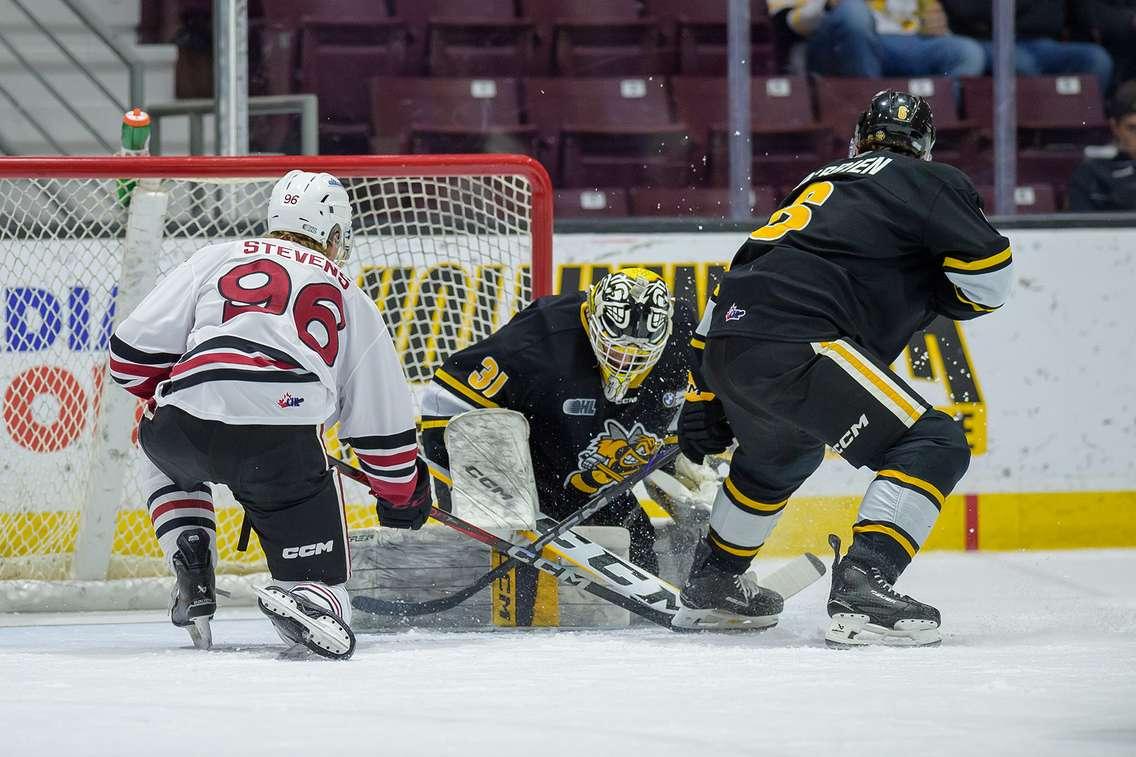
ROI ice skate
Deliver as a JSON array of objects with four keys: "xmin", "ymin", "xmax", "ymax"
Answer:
[
  {"xmin": 255, "ymin": 585, "xmax": 355, "ymax": 660},
  {"xmin": 672, "ymin": 538, "xmax": 784, "ymax": 630},
  {"xmin": 825, "ymin": 534, "xmax": 941, "ymax": 648},
  {"xmin": 169, "ymin": 528, "xmax": 216, "ymax": 650}
]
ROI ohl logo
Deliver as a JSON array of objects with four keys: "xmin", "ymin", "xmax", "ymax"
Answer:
[
  {"xmin": 277, "ymin": 392, "xmax": 304, "ymax": 409},
  {"xmin": 566, "ymin": 419, "xmax": 664, "ymax": 496}
]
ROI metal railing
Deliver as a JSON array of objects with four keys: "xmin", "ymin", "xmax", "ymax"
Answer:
[
  {"xmin": 147, "ymin": 95, "xmax": 320, "ymax": 156},
  {"xmin": 0, "ymin": 0, "xmax": 145, "ymax": 154}
]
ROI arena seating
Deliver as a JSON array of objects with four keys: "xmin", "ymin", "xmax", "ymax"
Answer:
[
  {"xmin": 140, "ymin": 1, "xmax": 1111, "ymax": 215},
  {"xmin": 644, "ymin": 0, "xmax": 774, "ymax": 76},
  {"xmin": 629, "ymin": 186, "xmax": 779, "ymax": 217},
  {"xmin": 978, "ymin": 184, "xmax": 1058, "ymax": 215},
  {"xmin": 526, "ymin": 77, "xmax": 687, "ymax": 187},
  {"xmin": 390, "ymin": 0, "xmax": 534, "ymax": 76},
  {"xmin": 521, "ymin": 0, "xmax": 668, "ymax": 76},
  {"xmin": 369, "ymin": 77, "xmax": 532, "ymax": 155},
  {"xmin": 672, "ymin": 75, "xmax": 827, "ymax": 188},
  {"xmin": 554, "ymin": 188, "xmax": 632, "ymax": 218}
]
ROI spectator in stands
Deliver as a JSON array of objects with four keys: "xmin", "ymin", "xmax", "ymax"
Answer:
[
  {"xmin": 1071, "ymin": 1, "xmax": 1136, "ymax": 84},
  {"xmin": 769, "ymin": 0, "xmax": 986, "ymax": 77},
  {"xmin": 1068, "ymin": 81, "xmax": 1136, "ymax": 211},
  {"xmin": 940, "ymin": 0, "xmax": 1114, "ymax": 93}
]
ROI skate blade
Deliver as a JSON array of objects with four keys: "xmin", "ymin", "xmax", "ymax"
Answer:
[
  {"xmin": 672, "ymin": 606, "xmax": 779, "ymax": 631},
  {"xmin": 187, "ymin": 616, "xmax": 213, "ymax": 650},
  {"xmin": 825, "ymin": 613, "xmax": 941, "ymax": 648},
  {"xmin": 254, "ymin": 586, "xmax": 355, "ymax": 660}
]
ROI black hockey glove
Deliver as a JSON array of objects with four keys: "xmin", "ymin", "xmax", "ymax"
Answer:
[
  {"xmin": 375, "ymin": 457, "xmax": 432, "ymax": 530},
  {"xmin": 678, "ymin": 380, "xmax": 734, "ymax": 464}
]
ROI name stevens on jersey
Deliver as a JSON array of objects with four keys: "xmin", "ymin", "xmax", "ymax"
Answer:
[{"xmin": 241, "ymin": 239, "xmax": 351, "ymax": 290}]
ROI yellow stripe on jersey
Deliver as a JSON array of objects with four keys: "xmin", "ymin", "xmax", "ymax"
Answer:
[
  {"xmin": 819, "ymin": 341, "xmax": 922, "ymax": 424},
  {"xmin": 853, "ymin": 523, "xmax": 917, "ymax": 558},
  {"xmin": 877, "ymin": 469, "xmax": 946, "ymax": 509},
  {"xmin": 943, "ymin": 246, "xmax": 1012, "ymax": 273},
  {"xmin": 724, "ymin": 477, "xmax": 787, "ymax": 514},
  {"xmin": 690, "ymin": 336, "xmax": 706, "ymax": 350},
  {"xmin": 420, "ymin": 419, "xmax": 450, "ymax": 429},
  {"xmin": 435, "ymin": 369, "xmax": 498, "ymax": 409}
]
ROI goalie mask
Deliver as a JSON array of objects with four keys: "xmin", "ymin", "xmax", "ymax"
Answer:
[
  {"xmin": 267, "ymin": 170, "xmax": 354, "ymax": 263},
  {"xmin": 583, "ymin": 268, "xmax": 674, "ymax": 403}
]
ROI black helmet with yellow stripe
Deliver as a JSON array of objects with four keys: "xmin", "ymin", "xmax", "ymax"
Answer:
[{"xmin": 852, "ymin": 90, "xmax": 936, "ymax": 161}]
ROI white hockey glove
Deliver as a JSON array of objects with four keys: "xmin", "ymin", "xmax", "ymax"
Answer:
[{"xmin": 644, "ymin": 452, "xmax": 723, "ymax": 517}]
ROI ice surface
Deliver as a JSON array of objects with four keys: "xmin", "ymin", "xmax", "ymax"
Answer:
[{"xmin": 2, "ymin": 550, "xmax": 1134, "ymax": 756}]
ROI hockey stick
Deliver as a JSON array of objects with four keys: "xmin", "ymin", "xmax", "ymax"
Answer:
[
  {"xmin": 332, "ymin": 446, "xmax": 680, "ymax": 619},
  {"xmin": 335, "ymin": 451, "xmax": 827, "ymax": 629}
]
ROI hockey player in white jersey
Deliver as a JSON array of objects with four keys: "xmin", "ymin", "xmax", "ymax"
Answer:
[{"xmin": 109, "ymin": 170, "xmax": 431, "ymax": 658}]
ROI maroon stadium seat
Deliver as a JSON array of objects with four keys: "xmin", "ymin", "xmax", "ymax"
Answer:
[
  {"xmin": 390, "ymin": 0, "xmax": 534, "ymax": 76},
  {"xmin": 370, "ymin": 77, "xmax": 534, "ymax": 155},
  {"xmin": 526, "ymin": 77, "xmax": 688, "ymax": 186},
  {"xmin": 279, "ymin": 0, "xmax": 390, "ymax": 22},
  {"xmin": 629, "ymin": 186, "xmax": 779, "ymax": 218},
  {"xmin": 977, "ymin": 184, "xmax": 1057, "ymax": 214},
  {"xmin": 672, "ymin": 76, "xmax": 826, "ymax": 187},
  {"xmin": 644, "ymin": 0, "xmax": 773, "ymax": 75},
  {"xmin": 522, "ymin": 0, "xmax": 668, "ymax": 76},
  {"xmin": 554, "ymin": 188, "xmax": 632, "ymax": 218},
  {"xmin": 301, "ymin": 22, "xmax": 408, "ymax": 153},
  {"xmin": 962, "ymin": 75, "xmax": 1108, "ymax": 152},
  {"xmin": 963, "ymin": 76, "xmax": 1107, "ymax": 196}
]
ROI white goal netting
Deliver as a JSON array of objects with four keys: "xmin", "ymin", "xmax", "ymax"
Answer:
[{"xmin": 0, "ymin": 155, "xmax": 551, "ymax": 609}]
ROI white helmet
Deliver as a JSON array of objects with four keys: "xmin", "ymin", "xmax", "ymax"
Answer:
[
  {"xmin": 584, "ymin": 268, "xmax": 674, "ymax": 403},
  {"xmin": 267, "ymin": 169, "xmax": 353, "ymax": 262}
]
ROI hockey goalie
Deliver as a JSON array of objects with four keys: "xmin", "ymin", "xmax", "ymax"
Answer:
[
  {"xmin": 108, "ymin": 170, "xmax": 432, "ymax": 659},
  {"xmin": 419, "ymin": 269, "xmax": 705, "ymax": 591}
]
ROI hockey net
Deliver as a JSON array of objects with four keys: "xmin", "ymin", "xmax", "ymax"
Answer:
[{"xmin": 0, "ymin": 155, "xmax": 552, "ymax": 611}]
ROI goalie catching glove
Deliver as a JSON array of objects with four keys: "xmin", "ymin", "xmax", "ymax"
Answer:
[
  {"xmin": 678, "ymin": 370, "xmax": 734, "ymax": 463},
  {"xmin": 375, "ymin": 457, "xmax": 432, "ymax": 530}
]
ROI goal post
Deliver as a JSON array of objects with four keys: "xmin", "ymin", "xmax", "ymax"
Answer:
[{"xmin": 0, "ymin": 154, "xmax": 552, "ymax": 610}]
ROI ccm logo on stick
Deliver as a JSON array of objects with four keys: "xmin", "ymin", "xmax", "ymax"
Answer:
[
  {"xmin": 832, "ymin": 414, "xmax": 869, "ymax": 454},
  {"xmin": 282, "ymin": 541, "xmax": 334, "ymax": 559}
]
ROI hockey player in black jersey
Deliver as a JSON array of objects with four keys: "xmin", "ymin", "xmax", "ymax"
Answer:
[
  {"xmin": 674, "ymin": 91, "xmax": 1014, "ymax": 645},
  {"xmin": 420, "ymin": 268, "xmax": 698, "ymax": 576}
]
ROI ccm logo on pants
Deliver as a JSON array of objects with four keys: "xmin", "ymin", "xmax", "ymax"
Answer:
[
  {"xmin": 282, "ymin": 541, "xmax": 334, "ymax": 559},
  {"xmin": 832, "ymin": 414, "xmax": 870, "ymax": 454}
]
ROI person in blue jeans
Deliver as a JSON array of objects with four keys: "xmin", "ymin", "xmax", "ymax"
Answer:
[
  {"xmin": 769, "ymin": 0, "xmax": 986, "ymax": 77},
  {"xmin": 941, "ymin": 0, "xmax": 1114, "ymax": 93}
]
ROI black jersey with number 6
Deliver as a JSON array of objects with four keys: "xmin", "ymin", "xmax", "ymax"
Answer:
[{"xmin": 700, "ymin": 151, "xmax": 1012, "ymax": 362}]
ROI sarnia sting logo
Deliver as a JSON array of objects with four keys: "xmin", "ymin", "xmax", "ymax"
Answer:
[{"xmin": 566, "ymin": 419, "xmax": 665, "ymax": 495}]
